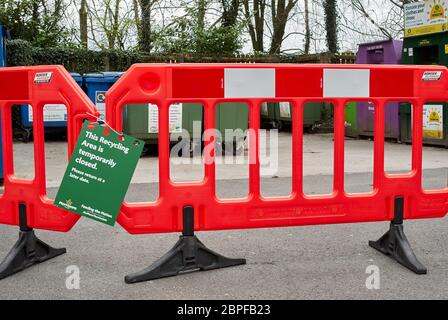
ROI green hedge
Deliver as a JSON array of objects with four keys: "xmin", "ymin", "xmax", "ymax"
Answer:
[
  {"xmin": 6, "ymin": 40, "xmax": 141, "ymax": 73},
  {"xmin": 5, "ymin": 39, "xmax": 356, "ymax": 73},
  {"xmin": 6, "ymin": 39, "xmax": 34, "ymax": 66},
  {"xmin": 32, "ymin": 47, "xmax": 141, "ymax": 73}
]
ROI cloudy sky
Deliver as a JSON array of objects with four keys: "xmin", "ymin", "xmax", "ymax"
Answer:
[{"xmin": 62, "ymin": 0, "xmax": 405, "ymax": 53}]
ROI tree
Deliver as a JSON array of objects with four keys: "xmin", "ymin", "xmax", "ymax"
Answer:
[
  {"xmin": 243, "ymin": 0, "xmax": 266, "ymax": 52},
  {"xmin": 79, "ymin": 0, "xmax": 88, "ymax": 48},
  {"xmin": 269, "ymin": 0, "xmax": 298, "ymax": 54},
  {"xmin": 0, "ymin": 0, "xmax": 71, "ymax": 47},
  {"xmin": 153, "ymin": 1, "xmax": 243, "ymax": 54},
  {"xmin": 243, "ymin": 0, "xmax": 299, "ymax": 54},
  {"xmin": 221, "ymin": 0, "xmax": 240, "ymax": 27},
  {"xmin": 341, "ymin": 0, "xmax": 418, "ymax": 43},
  {"xmin": 324, "ymin": 0, "xmax": 338, "ymax": 53},
  {"xmin": 304, "ymin": 0, "xmax": 310, "ymax": 54},
  {"xmin": 139, "ymin": 0, "xmax": 155, "ymax": 52},
  {"xmin": 132, "ymin": 0, "xmax": 141, "ymax": 48},
  {"xmin": 350, "ymin": 0, "xmax": 392, "ymax": 39},
  {"xmin": 87, "ymin": 0, "xmax": 135, "ymax": 49}
]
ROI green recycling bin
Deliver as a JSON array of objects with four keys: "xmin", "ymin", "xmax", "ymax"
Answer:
[
  {"xmin": 345, "ymin": 102, "xmax": 358, "ymax": 137},
  {"xmin": 303, "ymin": 102, "xmax": 324, "ymax": 132},
  {"xmin": 122, "ymin": 103, "xmax": 203, "ymax": 151},
  {"xmin": 287, "ymin": 102, "xmax": 323, "ymax": 132},
  {"xmin": 216, "ymin": 102, "xmax": 249, "ymax": 154},
  {"xmin": 260, "ymin": 102, "xmax": 323, "ymax": 131},
  {"xmin": 275, "ymin": 102, "xmax": 293, "ymax": 130},
  {"xmin": 400, "ymin": 32, "xmax": 448, "ymax": 147},
  {"xmin": 260, "ymin": 102, "xmax": 279, "ymax": 129}
]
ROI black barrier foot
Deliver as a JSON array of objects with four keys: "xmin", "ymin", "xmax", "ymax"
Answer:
[
  {"xmin": 0, "ymin": 203, "xmax": 66, "ymax": 280},
  {"xmin": 369, "ymin": 197, "xmax": 427, "ymax": 275},
  {"xmin": 125, "ymin": 206, "xmax": 246, "ymax": 284}
]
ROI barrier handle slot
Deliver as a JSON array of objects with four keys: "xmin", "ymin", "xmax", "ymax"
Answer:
[
  {"xmin": 182, "ymin": 206, "xmax": 194, "ymax": 237},
  {"xmin": 19, "ymin": 203, "xmax": 31, "ymax": 232},
  {"xmin": 392, "ymin": 197, "xmax": 404, "ymax": 225}
]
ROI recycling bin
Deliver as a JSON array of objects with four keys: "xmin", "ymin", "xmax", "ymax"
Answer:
[
  {"xmin": 122, "ymin": 103, "xmax": 203, "ymax": 151},
  {"xmin": 19, "ymin": 73, "xmax": 83, "ymax": 141},
  {"xmin": 85, "ymin": 72, "xmax": 203, "ymax": 150},
  {"xmin": 303, "ymin": 102, "xmax": 323, "ymax": 132},
  {"xmin": 260, "ymin": 102, "xmax": 278, "ymax": 129},
  {"xmin": 345, "ymin": 102, "xmax": 358, "ymax": 137},
  {"xmin": 72, "ymin": 73, "xmax": 83, "ymax": 87},
  {"xmin": 355, "ymin": 39, "xmax": 403, "ymax": 140},
  {"xmin": 83, "ymin": 72, "xmax": 123, "ymax": 121},
  {"xmin": 401, "ymin": 32, "xmax": 448, "ymax": 66},
  {"xmin": 0, "ymin": 24, "xmax": 6, "ymax": 67},
  {"xmin": 216, "ymin": 102, "xmax": 249, "ymax": 153},
  {"xmin": 400, "ymin": 102, "xmax": 448, "ymax": 147},
  {"xmin": 260, "ymin": 102, "xmax": 322, "ymax": 132},
  {"xmin": 400, "ymin": 32, "xmax": 448, "ymax": 147},
  {"xmin": 277, "ymin": 102, "xmax": 293, "ymax": 130}
]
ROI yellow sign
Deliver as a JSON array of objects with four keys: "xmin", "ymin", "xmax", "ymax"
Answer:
[
  {"xmin": 405, "ymin": 0, "xmax": 448, "ymax": 37},
  {"xmin": 423, "ymin": 105, "xmax": 444, "ymax": 140},
  {"xmin": 445, "ymin": 44, "xmax": 448, "ymax": 54},
  {"xmin": 430, "ymin": 2, "xmax": 445, "ymax": 19}
]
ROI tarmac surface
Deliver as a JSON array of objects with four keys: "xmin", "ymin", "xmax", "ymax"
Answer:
[{"xmin": 0, "ymin": 133, "xmax": 447, "ymax": 299}]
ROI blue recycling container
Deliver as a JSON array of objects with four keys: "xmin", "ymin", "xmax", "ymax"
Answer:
[
  {"xmin": 83, "ymin": 72, "xmax": 123, "ymax": 121},
  {"xmin": 0, "ymin": 24, "xmax": 7, "ymax": 183},
  {"xmin": 72, "ymin": 73, "xmax": 83, "ymax": 87},
  {"xmin": 19, "ymin": 73, "xmax": 83, "ymax": 130},
  {"xmin": 0, "ymin": 24, "xmax": 6, "ymax": 66}
]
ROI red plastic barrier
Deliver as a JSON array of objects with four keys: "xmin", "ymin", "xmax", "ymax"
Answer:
[
  {"xmin": 0, "ymin": 66, "xmax": 98, "ymax": 231},
  {"xmin": 106, "ymin": 64, "xmax": 448, "ymax": 234}
]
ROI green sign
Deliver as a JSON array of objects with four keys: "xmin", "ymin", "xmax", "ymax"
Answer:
[{"xmin": 54, "ymin": 121, "xmax": 144, "ymax": 226}]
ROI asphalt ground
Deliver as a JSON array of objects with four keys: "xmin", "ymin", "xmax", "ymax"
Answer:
[{"xmin": 0, "ymin": 170, "xmax": 447, "ymax": 300}]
